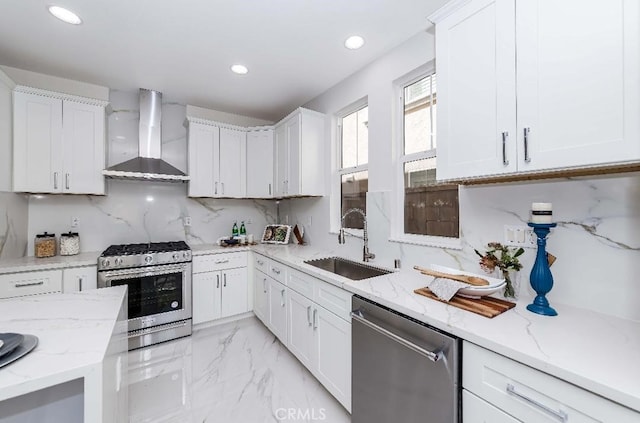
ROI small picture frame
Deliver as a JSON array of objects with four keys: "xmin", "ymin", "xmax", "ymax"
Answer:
[{"xmin": 261, "ymin": 225, "xmax": 292, "ymax": 244}]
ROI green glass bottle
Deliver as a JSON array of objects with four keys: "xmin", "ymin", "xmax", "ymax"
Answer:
[
  {"xmin": 232, "ymin": 221, "xmax": 239, "ymax": 237},
  {"xmin": 240, "ymin": 221, "xmax": 246, "ymax": 235}
]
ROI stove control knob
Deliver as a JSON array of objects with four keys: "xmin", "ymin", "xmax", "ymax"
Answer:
[
  {"xmin": 144, "ymin": 255, "xmax": 153, "ymax": 264},
  {"xmin": 102, "ymin": 259, "xmax": 110, "ymax": 268},
  {"xmin": 183, "ymin": 252, "xmax": 190, "ymax": 259},
  {"xmin": 172, "ymin": 253, "xmax": 179, "ymax": 261},
  {"xmin": 114, "ymin": 257, "xmax": 123, "ymax": 266}
]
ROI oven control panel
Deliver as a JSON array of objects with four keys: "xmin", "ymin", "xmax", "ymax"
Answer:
[{"xmin": 98, "ymin": 250, "xmax": 191, "ymax": 271}]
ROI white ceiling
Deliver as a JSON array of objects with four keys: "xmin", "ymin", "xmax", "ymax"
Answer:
[{"xmin": 0, "ymin": 0, "xmax": 447, "ymax": 121}]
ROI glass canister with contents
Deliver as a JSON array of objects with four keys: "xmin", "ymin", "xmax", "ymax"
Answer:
[
  {"xmin": 60, "ymin": 232, "xmax": 80, "ymax": 256},
  {"xmin": 34, "ymin": 232, "xmax": 57, "ymax": 258}
]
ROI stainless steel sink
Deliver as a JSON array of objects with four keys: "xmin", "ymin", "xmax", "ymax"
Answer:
[{"xmin": 303, "ymin": 257, "xmax": 392, "ymax": 280}]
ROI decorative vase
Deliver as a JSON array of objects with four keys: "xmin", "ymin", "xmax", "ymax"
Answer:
[
  {"xmin": 527, "ymin": 222, "xmax": 558, "ymax": 316},
  {"xmin": 497, "ymin": 269, "xmax": 520, "ymax": 300}
]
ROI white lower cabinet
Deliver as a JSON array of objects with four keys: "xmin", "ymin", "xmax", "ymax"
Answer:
[
  {"xmin": 287, "ymin": 289, "xmax": 315, "ymax": 368},
  {"xmin": 253, "ymin": 271, "xmax": 269, "ymax": 322},
  {"xmin": 192, "ymin": 253, "xmax": 249, "ymax": 325},
  {"xmin": 62, "ymin": 266, "xmax": 97, "ymax": 292},
  {"xmin": 0, "ymin": 269, "xmax": 63, "ymax": 299},
  {"xmin": 463, "ymin": 341, "xmax": 639, "ymax": 422},
  {"xmin": 268, "ymin": 277, "xmax": 288, "ymax": 343}
]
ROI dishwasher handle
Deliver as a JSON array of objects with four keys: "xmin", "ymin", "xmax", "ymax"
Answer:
[{"xmin": 351, "ymin": 310, "xmax": 442, "ymax": 363}]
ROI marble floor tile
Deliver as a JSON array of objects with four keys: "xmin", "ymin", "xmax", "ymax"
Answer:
[{"xmin": 127, "ymin": 317, "xmax": 351, "ymax": 423}]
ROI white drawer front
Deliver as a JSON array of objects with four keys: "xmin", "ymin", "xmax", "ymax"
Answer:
[
  {"xmin": 287, "ymin": 268, "xmax": 314, "ymax": 299},
  {"xmin": 313, "ymin": 279, "xmax": 352, "ymax": 321},
  {"xmin": 463, "ymin": 390, "xmax": 519, "ymax": 423},
  {"xmin": 463, "ymin": 342, "xmax": 638, "ymax": 423},
  {"xmin": 0, "ymin": 270, "xmax": 63, "ymax": 299},
  {"xmin": 253, "ymin": 253, "xmax": 270, "ymax": 275},
  {"xmin": 193, "ymin": 252, "xmax": 247, "ymax": 273},
  {"xmin": 268, "ymin": 261, "xmax": 287, "ymax": 284}
]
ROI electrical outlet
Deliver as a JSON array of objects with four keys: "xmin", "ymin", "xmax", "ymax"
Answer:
[
  {"xmin": 307, "ymin": 216, "xmax": 313, "ymax": 227},
  {"xmin": 71, "ymin": 217, "xmax": 80, "ymax": 228},
  {"xmin": 184, "ymin": 216, "xmax": 191, "ymax": 227},
  {"xmin": 504, "ymin": 225, "xmax": 535, "ymax": 248}
]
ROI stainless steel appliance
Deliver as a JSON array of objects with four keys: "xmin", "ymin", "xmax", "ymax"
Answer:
[
  {"xmin": 351, "ymin": 295, "xmax": 461, "ymax": 423},
  {"xmin": 97, "ymin": 241, "xmax": 192, "ymax": 350}
]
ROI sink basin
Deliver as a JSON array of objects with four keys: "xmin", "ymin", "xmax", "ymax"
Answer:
[{"xmin": 304, "ymin": 257, "xmax": 392, "ymax": 280}]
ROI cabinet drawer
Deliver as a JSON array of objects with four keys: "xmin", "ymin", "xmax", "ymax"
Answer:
[
  {"xmin": 268, "ymin": 261, "xmax": 287, "ymax": 284},
  {"xmin": 0, "ymin": 270, "xmax": 63, "ymax": 299},
  {"xmin": 463, "ymin": 342, "xmax": 638, "ymax": 423},
  {"xmin": 313, "ymin": 279, "xmax": 352, "ymax": 322},
  {"xmin": 463, "ymin": 390, "xmax": 519, "ymax": 423},
  {"xmin": 193, "ymin": 252, "xmax": 247, "ymax": 273},
  {"xmin": 287, "ymin": 268, "xmax": 314, "ymax": 299},
  {"xmin": 253, "ymin": 253, "xmax": 270, "ymax": 274}
]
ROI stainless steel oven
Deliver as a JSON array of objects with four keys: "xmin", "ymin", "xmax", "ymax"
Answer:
[{"xmin": 97, "ymin": 242, "xmax": 193, "ymax": 350}]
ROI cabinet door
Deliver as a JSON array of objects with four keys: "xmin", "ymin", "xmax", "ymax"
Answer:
[
  {"xmin": 287, "ymin": 289, "xmax": 315, "ymax": 369},
  {"xmin": 246, "ymin": 129, "xmax": 274, "ymax": 198},
  {"xmin": 285, "ymin": 114, "xmax": 301, "ymax": 195},
  {"xmin": 274, "ymin": 123, "xmax": 288, "ymax": 196},
  {"xmin": 435, "ymin": 0, "xmax": 517, "ymax": 180},
  {"xmin": 463, "ymin": 390, "xmax": 519, "ymax": 423},
  {"xmin": 62, "ymin": 101, "xmax": 105, "ymax": 194},
  {"xmin": 268, "ymin": 278, "xmax": 287, "ymax": 344},
  {"xmin": 187, "ymin": 122, "xmax": 218, "ymax": 197},
  {"xmin": 192, "ymin": 271, "xmax": 221, "ymax": 324},
  {"xmin": 13, "ymin": 92, "xmax": 63, "ymax": 192},
  {"xmin": 218, "ymin": 127, "xmax": 246, "ymax": 197},
  {"xmin": 220, "ymin": 267, "xmax": 248, "ymax": 318},
  {"xmin": 516, "ymin": 0, "xmax": 640, "ymax": 171},
  {"xmin": 314, "ymin": 306, "xmax": 351, "ymax": 411},
  {"xmin": 62, "ymin": 266, "xmax": 97, "ymax": 292},
  {"xmin": 253, "ymin": 271, "xmax": 269, "ymax": 323}
]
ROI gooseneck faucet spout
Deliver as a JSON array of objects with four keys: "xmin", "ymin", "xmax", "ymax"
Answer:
[{"xmin": 338, "ymin": 208, "xmax": 375, "ymax": 262}]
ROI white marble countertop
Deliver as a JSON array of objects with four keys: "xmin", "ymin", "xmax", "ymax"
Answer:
[
  {"xmin": 0, "ymin": 286, "xmax": 127, "ymax": 402},
  {"xmin": 0, "ymin": 251, "xmax": 101, "ymax": 275},
  {"xmin": 239, "ymin": 243, "xmax": 640, "ymax": 413}
]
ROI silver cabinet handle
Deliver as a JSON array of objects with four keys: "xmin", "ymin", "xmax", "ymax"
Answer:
[
  {"xmin": 215, "ymin": 259, "xmax": 230, "ymax": 264},
  {"xmin": 216, "ymin": 274, "xmax": 220, "ymax": 288},
  {"xmin": 506, "ymin": 384, "xmax": 568, "ymax": 422},
  {"xmin": 221, "ymin": 182, "xmax": 225, "ymax": 195},
  {"xmin": 15, "ymin": 280, "xmax": 45, "ymax": 288},
  {"xmin": 65, "ymin": 173, "xmax": 70, "ymax": 190},
  {"xmin": 280, "ymin": 289, "xmax": 285, "ymax": 307},
  {"xmin": 53, "ymin": 172, "xmax": 59, "ymax": 190},
  {"xmin": 223, "ymin": 273, "xmax": 227, "ymax": 287},
  {"xmin": 268, "ymin": 183, "xmax": 271, "ymax": 196},
  {"xmin": 501, "ymin": 131, "xmax": 509, "ymax": 166},
  {"xmin": 262, "ymin": 277, "xmax": 267, "ymax": 293},
  {"xmin": 524, "ymin": 127, "xmax": 531, "ymax": 163},
  {"xmin": 214, "ymin": 181, "xmax": 218, "ymax": 195},
  {"xmin": 272, "ymin": 268, "xmax": 281, "ymax": 275},
  {"xmin": 313, "ymin": 308, "xmax": 318, "ymax": 329},
  {"xmin": 79, "ymin": 276, "xmax": 83, "ymax": 291},
  {"xmin": 307, "ymin": 305, "xmax": 312, "ymax": 326},
  {"xmin": 351, "ymin": 310, "xmax": 442, "ymax": 362}
]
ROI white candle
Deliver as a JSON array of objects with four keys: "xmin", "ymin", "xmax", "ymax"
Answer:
[{"xmin": 531, "ymin": 202, "xmax": 553, "ymax": 223}]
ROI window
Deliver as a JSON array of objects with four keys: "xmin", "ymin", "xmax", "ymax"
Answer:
[
  {"xmin": 339, "ymin": 105, "xmax": 368, "ymax": 229},
  {"xmin": 399, "ymin": 72, "xmax": 459, "ymax": 239}
]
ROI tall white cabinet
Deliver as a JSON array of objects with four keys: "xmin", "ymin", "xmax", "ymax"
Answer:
[
  {"xmin": 434, "ymin": 0, "xmax": 640, "ymax": 180},
  {"xmin": 246, "ymin": 128, "xmax": 274, "ymax": 198},
  {"xmin": 13, "ymin": 88, "xmax": 107, "ymax": 194}
]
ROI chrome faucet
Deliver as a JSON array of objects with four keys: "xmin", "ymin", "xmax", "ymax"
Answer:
[{"xmin": 338, "ymin": 208, "xmax": 375, "ymax": 262}]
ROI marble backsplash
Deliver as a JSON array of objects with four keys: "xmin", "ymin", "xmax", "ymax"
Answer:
[
  {"xmin": 283, "ymin": 173, "xmax": 640, "ymax": 321},
  {"xmin": 0, "ymin": 192, "xmax": 28, "ymax": 259}
]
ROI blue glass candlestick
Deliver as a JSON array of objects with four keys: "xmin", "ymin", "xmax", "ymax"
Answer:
[{"xmin": 527, "ymin": 222, "xmax": 558, "ymax": 316}]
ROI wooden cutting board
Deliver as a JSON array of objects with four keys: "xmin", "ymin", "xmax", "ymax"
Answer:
[{"xmin": 414, "ymin": 287, "xmax": 516, "ymax": 318}]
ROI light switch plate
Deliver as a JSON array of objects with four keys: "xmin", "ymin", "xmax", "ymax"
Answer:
[{"xmin": 504, "ymin": 225, "xmax": 535, "ymax": 248}]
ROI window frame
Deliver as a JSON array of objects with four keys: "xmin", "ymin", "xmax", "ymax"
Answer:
[
  {"xmin": 391, "ymin": 64, "xmax": 462, "ymax": 249},
  {"xmin": 331, "ymin": 98, "xmax": 369, "ymax": 236}
]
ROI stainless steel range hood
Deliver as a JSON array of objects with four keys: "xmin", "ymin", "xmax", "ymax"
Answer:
[{"xmin": 103, "ymin": 89, "xmax": 189, "ymax": 182}]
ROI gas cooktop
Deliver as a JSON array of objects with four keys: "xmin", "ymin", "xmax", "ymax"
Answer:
[
  {"xmin": 98, "ymin": 241, "xmax": 191, "ymax": 271},
  {"xmin": 101, "ymin": 241, "xmax": 190, "ymax": 257}
]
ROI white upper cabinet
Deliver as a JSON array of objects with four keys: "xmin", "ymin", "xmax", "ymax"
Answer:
[
  {"xmin": 187, "ymin": 120, "xmax": 246, "ymax": 198},
  {"xmin": 13, "ymin": 88, "xmax": 106, "ymax": 194},
  {"xmin": 435, "ymin": 0, "xmax": 640, "ymax": 180},
  {"xmin": 274, "ymin": 108, "xmax": 325, "ymax": 197},
  {"xmin": 246, "ymin": 128, "xmax": 274, "ymax": 198}
]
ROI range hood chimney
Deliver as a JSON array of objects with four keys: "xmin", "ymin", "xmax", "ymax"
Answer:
[{"xmin": 103, "ymin": 89, "xmax": 189, "ymax": 182}]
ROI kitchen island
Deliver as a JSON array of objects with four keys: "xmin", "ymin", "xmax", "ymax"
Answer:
[{"xmin": 0, "ymin": 286, "xmax": 128, "ymax": 423}]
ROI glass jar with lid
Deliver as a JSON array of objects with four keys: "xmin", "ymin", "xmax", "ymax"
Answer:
[
  {"xmin": 34, "ymin": 232, "xmax": 57, "ymax": 258},
  {"xmin": 60, "ymin": 232, "xmax": 80, "ymax": 256}
]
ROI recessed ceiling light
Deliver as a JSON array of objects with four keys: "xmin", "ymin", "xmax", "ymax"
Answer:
[
  {"xmin": 48, "ymin": 5, "xmax": 82, "ymax": 25},
  {"xmin": 231, "ymin": 64, "xmax": 248, "ymax": 75},
  {"xmin": 344, "ymin": 35, "xmax": 365, "ymax": 50}
]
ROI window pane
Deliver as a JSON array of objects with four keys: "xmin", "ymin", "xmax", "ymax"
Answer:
[
  {"xmin": 404, "ymin": 74, "xmax": 436, "ymax": 155},
  {"xmin": 341, "ymin": 170, "xmax": 368, "ymax": 229},
  {"xmin": 404, "ymin": 158, "xmax": 459, "ymax": 238},
  {"xmin": 341, "ymin": 106, "xmax": 368, "ymax": 168}
]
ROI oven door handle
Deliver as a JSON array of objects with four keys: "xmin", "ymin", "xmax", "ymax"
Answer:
[
  {"xmin": 128, "ymin": 320, "xmax": 190, "ymax": 338},
  {"xmin": 351, "ymin": 310, "xmax": 442, "ymax": 362}
]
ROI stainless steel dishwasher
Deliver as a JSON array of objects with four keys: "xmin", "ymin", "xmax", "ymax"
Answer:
[{"xmin": 351, "ymin": 295, "xmax": 461, "ymax": 423}]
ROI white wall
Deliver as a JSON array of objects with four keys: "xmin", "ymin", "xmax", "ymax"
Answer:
[{"xmin": 286, "ymin": 31, "xmax": 640, "ymax": 321}]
